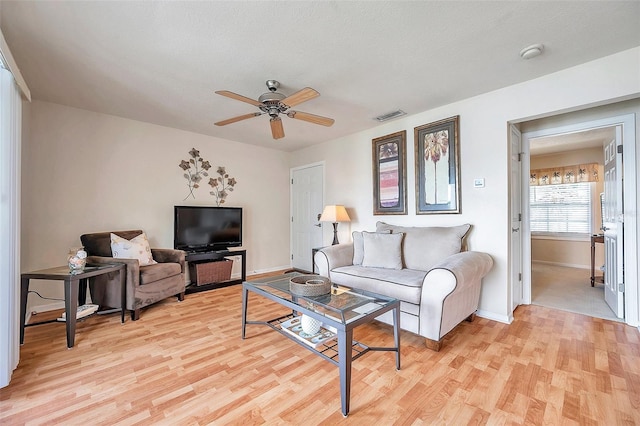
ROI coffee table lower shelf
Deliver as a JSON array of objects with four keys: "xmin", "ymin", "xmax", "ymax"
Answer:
[{"xmin": 248, "ymin": 314, "xmax": 386, "ymax": 366}]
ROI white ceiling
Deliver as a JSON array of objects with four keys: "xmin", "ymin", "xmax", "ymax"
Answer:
[
  {"xmin": 2, "ymin": 1, "xmax": 639, "ymax": 152},
  {"xmin": 530, "ymin": 127, "xmax": 616, "ymax": 156}
]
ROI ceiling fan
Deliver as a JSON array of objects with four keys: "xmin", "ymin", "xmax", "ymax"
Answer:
[{"xmin": 214, "ymin": 80, "xmax": 335, "ymax": 140}]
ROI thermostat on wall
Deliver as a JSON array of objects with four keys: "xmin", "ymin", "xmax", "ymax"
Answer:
[{"xmin": 474, "ymin": 178, "xmax": 485, "ymax": 188}]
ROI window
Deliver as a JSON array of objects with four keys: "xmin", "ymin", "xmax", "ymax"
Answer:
[{"xmin": 530, "ymin": 182, "xmax": 592, "ymax": 235}]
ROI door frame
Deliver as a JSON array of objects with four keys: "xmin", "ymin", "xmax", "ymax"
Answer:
[
  {"xmin": 509, "ymin": 124, "xmax": 523, "ymax": 317},
  {"xmin": 290, "ymin": 161, "xmax": 325, "ymax": 271},
  {"xmin": 519, "ymin": 113, "xmax": 638, "ymax": 327}
]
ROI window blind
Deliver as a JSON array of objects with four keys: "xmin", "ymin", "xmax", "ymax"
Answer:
[{"xmin": 530, "ymin": 182, "xmax": 592, "ymax": 235}]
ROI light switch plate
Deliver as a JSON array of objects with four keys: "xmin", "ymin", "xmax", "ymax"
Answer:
[{"xmin": 474, "ymin": 178, "xmax": 485, "ymax": 188}]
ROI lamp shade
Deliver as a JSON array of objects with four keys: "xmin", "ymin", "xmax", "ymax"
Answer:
[{"xmin": 319, "ymin": 205, "xmax": 350, "ymax": 222}]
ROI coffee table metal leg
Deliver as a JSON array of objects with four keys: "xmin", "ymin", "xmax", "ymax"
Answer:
[
  {"xmin": 338, "ymin": 329, "xmax": 353, "ymax": 417},
  {"xmin": 393, "ymin": 306, "xmax": 401, "ymax": 370},
  {"xmin": 241, "ymin": 285, "xmax": 248, "ymax": 339}
]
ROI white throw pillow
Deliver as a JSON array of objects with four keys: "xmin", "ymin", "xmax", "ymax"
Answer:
[
  {"xmin": 361, "ymin": 232, "xmax": 404, "ymax": 270},
  {"xmin": 110, "ymin": 232, "xmax": 157, "ymax": 266},
  {"xmin": 352, "ymin": 230, "xmax": 391, "ymax": 265}
]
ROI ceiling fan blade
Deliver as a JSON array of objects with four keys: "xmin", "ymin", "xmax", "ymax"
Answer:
[
  {"xmin": 270, "ymin": 117, "xmax": 285, "ymax": 139},
  {"xmin": 214, "ymin": 112, "xmax": 262, "ymax": 126},
  {"xmin": 281, "ymin": 87, "xmax": 319, "ymax": 108},
  {"xmin": 215, "ymin": 90, "xmax": 263, "ymax": 107},
  {"xmin": 287, "ymin": 111, "xmax": 335, "ymax": 127}
]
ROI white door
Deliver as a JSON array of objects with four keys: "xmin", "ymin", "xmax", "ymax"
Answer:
[
  {"xmin": 510, "ymin": 125, "xmax": 523, "ymax": 311},
  {"xmin": 603, "ymin": 128, "xmax": 624, "ymax": 318},
  {"xmin": 291, "ymin": 164, "xmax": 323, "ymax": 272}
]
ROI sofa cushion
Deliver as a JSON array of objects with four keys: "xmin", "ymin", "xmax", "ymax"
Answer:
[
  {"xmin": 139, "ymin": 263, "xmax": 181, "ymax": 285},
  {"xmin": 331, "ymin": 265, "xmax": 426, "ymax": 305},
  {"xmin": 110, "ymin": 232, "xmax": 157, "ymax": 266},
  {"xmin": 362, "ymin": 232, "xmax": 404, "ymax": 269},
  {"xmin": 376, "ymin": 222, "xmax": 470, "ymax": 270},
  {"xmin": 352, "ymin": 230, "xmax": 390, "ymax": 265}
]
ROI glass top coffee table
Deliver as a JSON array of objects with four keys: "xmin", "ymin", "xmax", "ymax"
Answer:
[{"xmin": 242, "ymin": 273, "xmax": 401, "ymax": 417}]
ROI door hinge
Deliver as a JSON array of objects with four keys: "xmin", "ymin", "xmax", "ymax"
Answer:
[
  {"xmin": 291, "ymin": 178, "xmax": 293, "ymax": 184},
  {"xmin": 291, "ymin": 216, "xmax": 294, "ymax": 222},
  {"xmin": 617, "ymin": 145, "xmax": 623, "ymax": 154},
  {"xmin": 518, "ymin": 213, "xmax": 522, "ymax": 222},
  {"xmin": 291, "ymin": 254, "xmax": 293, "ymax": 260},
  {"xmin": 619, "ymin": 283, "xmax": 625, "ymax": 292},
  {"xmin": 518, "ymin": 153, "xmax": 522, "ymax": 161},
  {"xmin": 518, "ymin": 273, "xmax": 522, "ymax": 281}
]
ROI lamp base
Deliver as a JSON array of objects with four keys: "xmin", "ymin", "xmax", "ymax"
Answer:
[{"xmin": 332, "ymin": 222, "xmax": 339, "ymax": 245}]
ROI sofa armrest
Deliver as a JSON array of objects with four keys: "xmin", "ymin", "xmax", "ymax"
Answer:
[
  {"xmin": 151, "ymin": 248, "xmax": 186, "ymax": 274},
  {"xmin": 314, "ymin": 243, "xmax": 354, "ymax": 278},
  {"xmin": 419, "ymin": 251, "xmax": 493, "ymax": 341},
  {"xmin": 87, "ymin": 255, "xmax": 140, "ymax": 288}
]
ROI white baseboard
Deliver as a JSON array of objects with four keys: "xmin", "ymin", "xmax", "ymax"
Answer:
[
  {"xmin": 245, "ymin": 265, "xmax": 292, "ymax": 276},
  {"xmin": 25, "ymin": 301, "xmax": 66, "ymax": 324},
  {"xmin": 476, "ymin": 309, "xmax": 512, "ymax": 324},
  {"xmin": 532, "ymin": 260, "xmax": 590, "ymax": 270}
]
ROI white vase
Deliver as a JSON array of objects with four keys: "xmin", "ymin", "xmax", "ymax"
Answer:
[{"xmin": 300, "ymin": 314, "xmax": 321, "ymax": 335}]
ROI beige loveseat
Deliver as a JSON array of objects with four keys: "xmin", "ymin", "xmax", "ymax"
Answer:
[{"xmin": 314, "ymin": 222, "xmax": 493, "ymax": 351}]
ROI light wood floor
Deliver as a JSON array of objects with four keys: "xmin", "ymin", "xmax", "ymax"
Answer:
[{"xmin": 2, "ymin": 275, "xmax": 640, "ymax": 425}]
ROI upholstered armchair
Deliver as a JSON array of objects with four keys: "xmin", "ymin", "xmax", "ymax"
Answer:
[{"xmin": 80, "ymin": 230, "xmax": 186, "ymax": 320}]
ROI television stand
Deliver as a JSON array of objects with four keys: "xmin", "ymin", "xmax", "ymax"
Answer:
[{"xmin": 184, "ymin": 249, "xmax": 246, "ymax": 294}]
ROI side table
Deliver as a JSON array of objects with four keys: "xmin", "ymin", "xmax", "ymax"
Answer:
[
  {"xmin": 590, "ymin": 234, "xmax": 604, "ymax": 286},
  {"xmin": 20, "ymin": 263, "xmax": 126, "ymax": 348}
]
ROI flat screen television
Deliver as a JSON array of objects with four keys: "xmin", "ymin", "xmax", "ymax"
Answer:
[{"xmin": 174, "ymin": 206, "xmax": 242, "ymax": 252}]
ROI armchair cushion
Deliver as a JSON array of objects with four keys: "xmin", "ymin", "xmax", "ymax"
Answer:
[
  {"xmin": 140, "ymin": 263, "xmax": 182, "ymax": 285},
  {"xmin": 110, "ymin": 232, "xmax": 156, "ymax": 266}
]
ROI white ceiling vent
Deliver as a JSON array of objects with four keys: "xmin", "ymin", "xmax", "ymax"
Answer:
[{"xmin": 374, "ymin": 110, "xmax": 406, "ymax": 122}]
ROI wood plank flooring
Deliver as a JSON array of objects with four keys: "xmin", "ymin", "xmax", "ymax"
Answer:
[{"xmin": 2, "ymin": 276, "xmax": 639, "ymax": 425}]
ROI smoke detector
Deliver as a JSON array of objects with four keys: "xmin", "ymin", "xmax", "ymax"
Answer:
[{"xmin": 520, "ymin": 44, "xmax": 544, "ymax": 60}]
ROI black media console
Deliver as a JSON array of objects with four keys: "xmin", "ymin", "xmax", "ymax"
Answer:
[{"xmin": 184, "ymin": 249, "xmax": 247, "ymax": 294}]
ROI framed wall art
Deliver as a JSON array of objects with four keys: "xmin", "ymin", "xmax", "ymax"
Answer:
[
  {"xmin": 372, "ymin": 130, "xmax": 407, "ymax": 215},
  {"xmin": 414, "ymin": 116, "xmax": 461, "ymax": 214}
]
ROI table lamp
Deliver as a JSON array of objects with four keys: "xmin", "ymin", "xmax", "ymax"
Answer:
[{"xmin": 320, "ymin": 205, "xmax": 351, "ymax": 245}]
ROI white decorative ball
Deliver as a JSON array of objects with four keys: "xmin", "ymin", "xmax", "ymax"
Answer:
[{"xmin": 300, "ymin": 314, "xmax": 321, "ymax": 335}]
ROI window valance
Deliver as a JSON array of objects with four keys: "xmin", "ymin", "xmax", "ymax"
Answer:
[{"xmin": 529, "ymin": 163, "xmax": 599, "ymax": 186}]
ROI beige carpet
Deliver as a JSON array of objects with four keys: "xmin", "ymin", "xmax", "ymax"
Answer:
[{"xmin": 531, "ymin": 263, "xmax": 622, "ymax": 322}]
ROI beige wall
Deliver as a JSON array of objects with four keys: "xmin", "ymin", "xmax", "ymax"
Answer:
[
  {"xmin": 22, "ymin": 101, "xmax": 291, "ymax": 312},
  {"xmin": 530, "ymin": 148, "xmax": 605, "ymax": 268},
  {"xmin": 20, "ymin": 47, "xmax": 640, "ymax": 323},
  {"xmin": 290, "ymin": 47, "xmax": 640, "ymax": 323}
]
